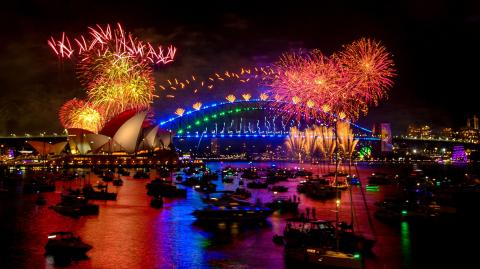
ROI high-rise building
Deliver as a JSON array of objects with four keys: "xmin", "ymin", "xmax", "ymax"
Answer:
[{"xmin": 466, "ymin": 115, "xmax": 479, "ymax": 130}]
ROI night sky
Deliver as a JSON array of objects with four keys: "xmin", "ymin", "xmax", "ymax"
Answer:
[{"xmin": 0, "ymin": 0, "xmax": 479, "ymax": 135}]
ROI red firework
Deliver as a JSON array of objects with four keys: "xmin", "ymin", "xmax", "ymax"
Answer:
[
  {"xmin": 269, "ymin": 38, "xmax": 396, "ymax": 122},
  {"xmin": 335, "ymin": 37, "xmax": 396, "ymax": 106}
]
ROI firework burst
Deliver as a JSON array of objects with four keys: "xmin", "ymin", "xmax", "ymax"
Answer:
[
  {"xmin": 82, "ymin": 51, "xmax": 155, "ymax": 118},
  {"xmin": 49, "ymin": 23, "xmax": 175, "ymax": 124},
  {"xmin": 269, "ymin": 38, "xmax": 395, "ymax": 122},
  {"xmin": 59, "ymin": 99, "xmax": 103, "ymax": 133},
  {"xmin": 336, "ymin": 38, "xmax": 396, "ymax": 106}
]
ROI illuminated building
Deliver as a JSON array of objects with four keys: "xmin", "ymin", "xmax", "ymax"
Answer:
[
  {"xmin": 440, "ymin": 128, "xmax": 453, "ymax": 139},
  {"xmin": 67, "ymin": 111, "xmax": 173, "ymax": 155},
  {"xmin": 458, "ymin": 128, "xmax": 479, "ymax": 142},
  {"xmin": 407, "ymin": 124, "xmax": 432, "ymax": 139}
]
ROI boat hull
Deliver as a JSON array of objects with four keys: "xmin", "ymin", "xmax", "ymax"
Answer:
[{"xmin": 285, "ymin": 247, "xmax": 362, "ymax": 269}]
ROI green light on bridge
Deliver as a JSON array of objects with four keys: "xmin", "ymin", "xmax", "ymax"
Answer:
[
  {"xmin": 219, "ymin": 112, "xmax": 225, "ymax": 116},
  {"xmin": 177, "ymin": 129, "xmax": 184, "ymax": 134},
  {"xmin": 203, "ymin": 117, "xmax": 209, "ymax": 122},
  {"xmin": 195, "ymin": 120, "xmax": 201, "ymax": 125},
  {"xmin": 235, "ymin": 108, "xmax": 241, "ymax": 113},
  {"xmin": 187, "ymin": 125, "xmax": 192, "ymax": 129},
  {"xmin": 212, "ymin": 114, "xmax": 217, "ymax": 118}
]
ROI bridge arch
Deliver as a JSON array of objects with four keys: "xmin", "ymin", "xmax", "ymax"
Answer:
[{"xmin": 157, "ymin": 99, "xmax": 376, "ymax": 139}]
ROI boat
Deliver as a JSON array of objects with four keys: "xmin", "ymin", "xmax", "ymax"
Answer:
[
  {"xmin": 146, "ymin": 179, "xmax": 187, "ymax": 198},
  {"xmin": 241, "ymin": 168, "xmax": 259, "ymax": 179},
  {"xmin": 112, "ymin": 178, "xmax": 123, "ymax": 186},
  {"xmin": 101, "ymin": 170, "xmax": 114, "ymax": 182},
  {"xmin": 284, "ymin": 246, "xmax": 362, "ymax": 269},
  {"xmin": 118, "ymin": 167, "xmax": 130, "ymax": 176},
  {"xmin": 270, "ymin": 185, "xmax": 288, "ymax": 192},
  {"xmin": 150, "ymin": 196, "xmax": 163, "ymax": 208},
  {"xmin": 281, "ymin": 217, "xmax": 374, "ymax": 257},
  {"xmin": 82, "ymin": 184, "xmax": 117, "ymax": 200},
  {"xmin": 246, "ymin": 181, "xmax": 268, "ymax": 189},
  {"xmin": 192, "ymin": 205, "xmax": 273, "ymax": 222},
  {"xmin": 231, "ymin": 187, "xmax": 252, "ymax": 199},
  {"xmin": 305, "ymin": 182, "xmax": 337, "ymax": 199},
  {"xmin": 367, "ymin": 172, "xmax": 392, "ymax": 185},
  {"xmin": 222, "ymin": 175, "xmax": 235, "ymax": 183},
  {"xmin": 45, "ymin": 232, "xmax": 92, "ymax": 256},
  {"xmin": 194, "ymin": 182, "xmax": 217, "ymax": 193},
  {"xmin": 180, "ymin": 176, "xmax": 200, "ymax": 186},
  {"xmin": 50, "ymin": 194, "xmax": 99, "ymax": 217},
  {"xmin": 202, "ymin": 192, "xmax": 251, "ymax": 206},
  {"xmin": 133, "ymin": 170, "xmax": 150, "ymax": 179},
  {"xmin": 265, "ymin": 197, "xmax": 299, "ymax": 212}
]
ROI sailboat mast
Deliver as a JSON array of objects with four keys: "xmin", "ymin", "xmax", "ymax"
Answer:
[{"xmin": 334, "ymin": 121, "xmax": 340, "ymax": 251}]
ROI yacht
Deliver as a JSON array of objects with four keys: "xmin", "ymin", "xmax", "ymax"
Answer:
[
  {"xmin": 193, "ymin": 205, "xmax": 273, "ymax": 222},
  {"xmin": 45, "ymin": 232, "xmax": 92, "ymax": 256}
]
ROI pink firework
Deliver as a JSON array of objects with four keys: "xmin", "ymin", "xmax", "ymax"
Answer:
[{"xmin": 48, "ymin": 23, "xmax": 176, "ymax": 64}]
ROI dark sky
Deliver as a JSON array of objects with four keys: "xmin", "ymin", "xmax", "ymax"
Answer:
[{"xmin": 0, "ymin": 0, "xmax": 479, "ymax": 135}]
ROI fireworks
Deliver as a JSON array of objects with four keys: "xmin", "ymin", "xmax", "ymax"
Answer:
[
  {"xmin": 192, "ymin": 102, "xmax": 202, "ymax": 110},
  {"xmin": 48, "ymin": 23, "xmax": 176, "ymax": 64},
  {"xmin": 259, "ymin": 93, "xmax": 269, "ymax": 101},
  {"xmin": 175, "ymin": 108, "xmax": 185, "ymax": 117},
  {"xmin": 314, "ymin": 126, "xmax": 336, "ymax": 159},
  {"xmin": 269, "ymin": 49, "xmax": 343, "ymax": 120},
  {"xmin": 285, "ymin": 127, "xmax": 305, "ymax": 160},
  {"xmin": 226, "ymin": 94, "xmax": 236, "ymax": 103},
  {"xmin": 336, "ymin": 121, "xmax": 359, "ymax": 158},
  {"xmin": 242, "ymin": 93, "xmax": 252, "ymax": 101},
  {"xmin": 285, "ymin": 125, "xmax": 339, "ymax": 161},
  {"xmin": 336, "ymin": 38, "xmax": 395, "ymax": 106},
  {"xmin": 49, "ymin": 23, "xmax": 175, "ymax": 126},
  {"xmin": 269, "ymin": 38, "xmax": 395, "ymax": 122},
  {"xmin": 59, "ymin": 99, "xmax": 103, "ymax": 133},
  {"xmin": 82, "ymin": 51, "xmax": 155, "ymax": 118}
]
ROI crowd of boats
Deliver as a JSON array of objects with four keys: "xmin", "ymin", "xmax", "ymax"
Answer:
[{"xmin": 1, "ymin": 162, "xmax": 479, "ymax": 268}]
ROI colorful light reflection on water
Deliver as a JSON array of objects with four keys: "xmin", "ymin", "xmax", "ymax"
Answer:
[{"xmin": 0, "ymin": 162, "xmax": 440, "ymax": 269}]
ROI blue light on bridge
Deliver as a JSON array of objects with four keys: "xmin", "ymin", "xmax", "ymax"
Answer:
[
  {"xmin": 174, "ymin": 134, "xmax": 380, "ymax": 140},
  {"xmin": 156, "ymin": 99, "xmax": 374, "ymax": 134}
]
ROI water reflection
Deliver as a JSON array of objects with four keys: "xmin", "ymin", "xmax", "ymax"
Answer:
[
  {"xmin": 400, "ymin": 221, "xmax": 411, "ymax": 269},
  {"xmin": 0, "ymin": 162, "xmax": 411, "ymax": 269}
]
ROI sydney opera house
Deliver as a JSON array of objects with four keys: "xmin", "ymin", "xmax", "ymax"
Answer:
[{"xmin": 25, "ymin": 110, "xmax": 178, "ymax": 167}]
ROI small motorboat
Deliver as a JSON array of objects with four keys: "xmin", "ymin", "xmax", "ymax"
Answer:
[
  {"xmin": 45, "ymin": 232, "xmax": 92, "ymax": 256},
  {"xmin": 193, "ymin": 205, "xmax": 273, "ymax": 222}
]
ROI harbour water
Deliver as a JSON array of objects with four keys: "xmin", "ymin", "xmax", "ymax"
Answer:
[{"xmin": 0, "ymin": 162, "xmax": 476, "ymax": 268}]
